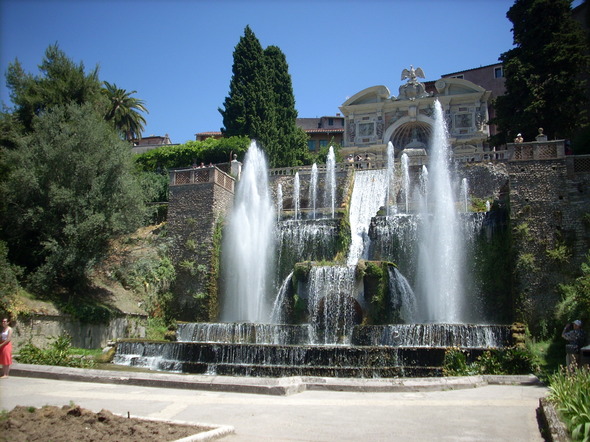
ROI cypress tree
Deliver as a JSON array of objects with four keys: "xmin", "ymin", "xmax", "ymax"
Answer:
[
  {"xmin": 220, "ymin": 26, "xmax": 307, "ymax": 167},
  {"xmin": 264, "ymin": 45, "xmax": 307, "ymax": 167},
  {"xmin": 219, "ymin": 26, "xmax": 276, "ymax": 157},
  {"xmin": 491, "ymin": 0, "xmax": 589, "ymax": 144}
]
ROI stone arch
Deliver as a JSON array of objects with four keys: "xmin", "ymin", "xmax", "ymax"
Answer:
[{"xmin": 383, "ymin": 114, "xmax": 435, "ymax": 157}]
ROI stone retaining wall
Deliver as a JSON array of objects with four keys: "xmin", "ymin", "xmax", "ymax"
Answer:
[
  {"xmin": 11, "ymin": 314, "xmax": 148, "ymax": 350},
  {"xmin": 508, "ymin": 158, "xmax": 590, "ymax": 329}
]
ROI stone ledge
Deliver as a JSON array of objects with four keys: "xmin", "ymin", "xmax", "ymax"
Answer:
[
  {"xmin": 10, "ymin": 363, "xmax": 542, "ymax": 397},
  {"xmin": 538, "ymin": 397, "xmax": 570, "ymax": 442}
]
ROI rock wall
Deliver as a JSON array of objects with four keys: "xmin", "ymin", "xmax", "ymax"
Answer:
[
  {"xmin": 167, "ymin": 181, "xmax": 234, "ymax": 321},
  {"xmin": 507, "ymin": 158, "xmax": 590, "ymax": 330}
]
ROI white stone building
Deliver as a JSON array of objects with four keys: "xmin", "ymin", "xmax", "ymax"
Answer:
[{"xmin": 338, "ymin": 67, "xmax": 492, "ymax": 164}]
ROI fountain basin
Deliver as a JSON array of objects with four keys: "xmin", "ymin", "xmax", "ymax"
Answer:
[
  {"xmin": 114, "ymin": 340, "xmax": 485, "ymax": 377},
  {"xmin": 114, "ymin": 323, "xmax": 512, "ymax": 378}
]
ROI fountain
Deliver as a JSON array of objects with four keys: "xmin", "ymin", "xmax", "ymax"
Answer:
[
  {"xmin": 401, "ymin": 153, "xmax": 410, "ymax": 213},
  {"xmin": 276, "ymin": 183, "xmax": 283, "ymax": 221},
  {"xmin": 416, "ymin": 100, "xmax": 466, "ymax": 323},
  {"xmin": 326, "ymin": 146, "xmax": 336, "ymax": 218},
  {"xmin": 220, "ymin": 141, "xmax": 275, "ymax": 323},
  {"xmin": 293, "ymin": 172, "xmax": 300, "ymax": 220},
  {"xmin": 309, "ymin": 163, "xmax": 318, "ymax": 219},
  {"xmin": 385, "ymin": 142, "xmax": 395, "ymax": 216},
  {"xmin": 114, "ymin": 101, "xmax": 512, "ymax": 377},
  {"xmin": 461, "ymin": 178, "xmax": 469, "ymax": 212}
]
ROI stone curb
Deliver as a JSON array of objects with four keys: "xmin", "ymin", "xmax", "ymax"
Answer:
[
  {"xmin": 108, "ymin": 414, "xmax": 235, "ymax": 442},
  {"xmin": 10, "ymin": 363, "xmax": 542, "ymax": 396},
  {"xmin": 537, "ymin": 397, "xmax": 570, "ymax": 442}
]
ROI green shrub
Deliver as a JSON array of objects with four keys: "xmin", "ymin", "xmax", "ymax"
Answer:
[
  {"xmin": 443, "ymin": 347, "xmax": 537, "ymax": 376},
  {"xmin": 16, "ymin": 334, "xmax": 94, "ymax": 368},
  {"xmin": 443, "ymin": 349, "xmax": 478, "ymax": 376},
  {"xmin": 548, "ymin": 366, "xmax": 590, "ymax": 441}
]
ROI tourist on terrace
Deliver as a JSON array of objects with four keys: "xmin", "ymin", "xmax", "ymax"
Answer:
[
  {"xmin": 0, "ymin": 318, "xmax": 12, "ymax": 378},
  {"xmin": 514, "ymin": 133, "xmax": 524, "ymax": 143},
  {"xmin": 562, "ymin": 320, "xmax": 586, "ymax": 368}
]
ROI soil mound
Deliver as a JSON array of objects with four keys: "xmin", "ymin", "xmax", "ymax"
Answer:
[{"xmin": 1, "ymin": 404, "xmax": 208, "ymax": 441}]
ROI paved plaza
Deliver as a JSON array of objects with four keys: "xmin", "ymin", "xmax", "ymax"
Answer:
[{"xmin": 0, "ymin": 364, "xmax": 548, "ymax": 441}]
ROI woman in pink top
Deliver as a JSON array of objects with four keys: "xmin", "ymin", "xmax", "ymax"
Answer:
[{"xmin": 0, "ymin": 318, "xmax": 13, "ymax": 378}]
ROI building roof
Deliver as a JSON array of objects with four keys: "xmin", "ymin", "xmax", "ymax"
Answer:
[
  {"xmin": 196, "ymin": 117, "xmax": 344, "ymax": 138},
  {"xmin": 305, "ymin": 128, "xmax": 344, "ymax": 133},
  {"xmin": 195, "ymin": 131, "xmax": 222, "ymax": 137},
  {"xmin": 441, "ymin": 62, "xmax": 502, "ymax": 78}
]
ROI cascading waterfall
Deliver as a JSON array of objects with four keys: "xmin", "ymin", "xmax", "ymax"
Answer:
[
  {"xmin": 307, "ymin": 266, "xmax": 359, "ymax": 344},
  {"xmin": 221, "ymin": 141, "xmax": 275, "ymax": 323},
  {"xmin": 347, "ymin": 169, "xmax": 388, "ymax": 265},
  {"xmin": 326, "ymin": 146, "xmax": 336, "ymax": 218},
  {"xmin": 416, "ymin": 100, "xmax": 465, "ymax": 323},
  {"xmin": 270, "ymin": 271, "xmax": 293, "ymax": 324},
  {"xmin": 277, "ymin": 221, "xmax": 337, "ymax": 272},
  {"xmin": 351, "ymin": 324, "xmax": 510, "ymax": 348},
  {"xmin": 401, "ymin": 153, "xmax": 410, "ymax": 213},
  {"xmin": 309, "ymin": 163, "xmax": 318, "ymax": 219},
  {"xmin": 293, "ymin": 172, "xmax": 300, "ymax": 220},
  {"xmin": 388, "ymin": 267, "xmax": 417, "ymax": 323}
]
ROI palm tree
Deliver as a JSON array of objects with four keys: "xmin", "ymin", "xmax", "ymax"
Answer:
[{"xmin": 102, "ymin": 81, "xmax": 148, "ymax": 141}]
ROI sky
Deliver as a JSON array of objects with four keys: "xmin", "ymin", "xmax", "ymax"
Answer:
[{"xmin": 0, "ymin": 0, "xmax": 584, "ymax": 144}]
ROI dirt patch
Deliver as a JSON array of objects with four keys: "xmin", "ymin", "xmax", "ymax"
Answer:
[{"xmin": 0, "ymin": 404, "xmax": 209, "ymax": 441}]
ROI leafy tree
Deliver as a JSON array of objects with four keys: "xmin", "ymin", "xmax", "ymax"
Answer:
[
  {"xmin": 5, "ymin": 44, "xmax": 104, "ymax": 133},
  {"xmin": 0, "ymin": 103, "xmax": 147, "ymax": 291},
  {"xmin": 102, "ymin": 81, "xmax": 148, "ymax": 141},
  {"xmin": 491, "ymin": 0, "xmax": 589, "ymax": 144}
]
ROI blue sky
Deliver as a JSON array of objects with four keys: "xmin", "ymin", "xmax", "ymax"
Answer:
[{"xmin": 0, "ymin": 0, "xmax": 584, "ymax": 144}]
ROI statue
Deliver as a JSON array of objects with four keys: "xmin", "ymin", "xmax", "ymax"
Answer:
[
  {"xmin": 398, "ymin": 66, "xmax": 429, "ymax": 101},
  {"xmin": 401, "ymin": 66, "xmax": 425, "ymax": 83}
]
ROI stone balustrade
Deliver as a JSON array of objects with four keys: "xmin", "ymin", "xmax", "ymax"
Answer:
[{"xmin": 169, "ymin": 166, "xmax": 235, "ymax": 193}]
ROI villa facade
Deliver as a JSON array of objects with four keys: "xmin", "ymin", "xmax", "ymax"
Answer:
[{"xmin": 339, "ymin": 66, "xmax": 493, "ymax": 163}]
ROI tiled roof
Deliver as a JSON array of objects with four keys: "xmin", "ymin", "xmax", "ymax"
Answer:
[
  {"xmin": 305, "ymin": 128, "xmax": 344, "ymax": 133},
  {"xmin": 195, "ymin": 131, "xmax": 222, "ymax": 136}
]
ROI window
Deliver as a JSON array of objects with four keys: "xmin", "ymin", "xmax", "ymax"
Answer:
[
  {"xmin": 319, "ymin": 140, "xmax": 328, "ymax": 148},
  {"xmin": 452, "ymin": 74, "xmax": 464, "ymax": 79},
  {"xmin": 494, "ymin": 67, "xmax": 504, "ymax": 78},
  {"xmin": 308, "ymin": 140, "xmax": 317, "ymax": 151},
  {"xmin": 328, "ymin": 118, "xmax": 334, "ymax": 126}
]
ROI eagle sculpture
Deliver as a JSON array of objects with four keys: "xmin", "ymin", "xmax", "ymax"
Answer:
[{"xmin": 401, "ymin": 66, "xmax": 425, "ymax": 82}]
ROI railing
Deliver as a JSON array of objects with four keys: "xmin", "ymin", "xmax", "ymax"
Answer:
[
  {"xmin": 507, "ymin": 140, "xmax": 565, "ymax": 161},
  {"xmin": 565, "ymin": 154, "xmax": 590, "ymax": 174},
  {"xmin": 169, "ymin": 166, "xmax": 235, "ymax": 193}
]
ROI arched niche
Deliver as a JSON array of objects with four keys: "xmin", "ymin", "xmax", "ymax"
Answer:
[{"xmin": 384, "ymin": 114, "xmax": 435, "ymax": 157}]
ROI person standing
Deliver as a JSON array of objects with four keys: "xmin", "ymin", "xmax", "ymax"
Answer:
[
  {"xmin": 562, "ymin": 320, "xmax": 586, "ymax": 368},
  {"xmin": 0, "ymin": 318, "xmax": 13, "ymax": 378}
]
